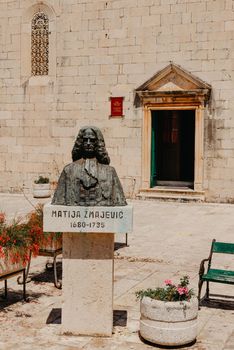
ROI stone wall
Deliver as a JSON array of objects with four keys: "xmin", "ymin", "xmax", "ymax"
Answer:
[{"xmin": 0, "ymin": 0, "xmax": 234, "ymax": 202}]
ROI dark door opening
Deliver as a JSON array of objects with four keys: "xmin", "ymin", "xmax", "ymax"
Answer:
[{"xmin": 151, "ymin": 110, "xmax": 195, "ymax": 188}]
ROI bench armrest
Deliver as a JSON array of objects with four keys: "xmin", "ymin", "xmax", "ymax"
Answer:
[{"xmin": 199, "ymin": 258, "xmax": 209, "ymax": 277}]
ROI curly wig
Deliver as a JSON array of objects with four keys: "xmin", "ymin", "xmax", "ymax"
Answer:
[{"xmin": 71, "ymin": 126, "xmax": 110, "ymax": 165}]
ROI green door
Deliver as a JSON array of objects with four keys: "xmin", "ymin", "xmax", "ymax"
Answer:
[{"xmin": 150, "ymin": 110, "xmax": 195, "ymax": 188}]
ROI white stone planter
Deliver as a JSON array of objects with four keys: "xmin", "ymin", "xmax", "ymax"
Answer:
[
  {"xmin": 139, "ymin": 296, "xmax": 198, "ymax": 346},
  {"xmin": 33, "ymin": 183, "xmax": 51, "ymax": 198}
]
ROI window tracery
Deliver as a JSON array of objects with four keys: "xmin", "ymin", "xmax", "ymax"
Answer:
[{"xmin": 31, "ymin": 12, "xmax": 49, "ymax": 76}]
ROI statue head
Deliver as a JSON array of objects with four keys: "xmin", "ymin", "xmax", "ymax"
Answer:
[{"xmin": 72, "ymin": 126, "xmax": 110, "ymax": 165}]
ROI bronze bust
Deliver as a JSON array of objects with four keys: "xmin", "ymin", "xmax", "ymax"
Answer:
[{"xmin": 52, "ymin": 126, "xmax": 127, "ymax": 206}]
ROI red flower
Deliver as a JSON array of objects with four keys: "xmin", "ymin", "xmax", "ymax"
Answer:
[{"xmin": 0, "ymin": 213, "xmax": 5, "ymax": 224}]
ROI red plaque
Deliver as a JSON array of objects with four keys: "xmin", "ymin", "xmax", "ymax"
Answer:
[{"xmin": 110, "ymin": 97, "xmax": 123, "ymax": 117}]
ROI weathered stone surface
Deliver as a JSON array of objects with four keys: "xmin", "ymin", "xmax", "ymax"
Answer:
[
  {"xmin": 140, "ymin": 296, "xmax": 198, "ymax": 322},
  {"xmin": 62, "ymin": 232, "xmax": 114, "ymax": 336},
  {"xmin": 43, "ymin": 204, "xmax": 133, "ymax": 233},
  {"xmin": 140, "ymin": 297, "xmax": 198, "ymax": 346},
  {"xmin": 1, "ymin": 195, "xmax": 234, "ymax": 349},
  {"xmin": 140, "ymin": 317, "xmax": 198, "ymax": 346},
  {"xmin": 1, "ymin": 2, "xmax": 234, "ymax": 203}
]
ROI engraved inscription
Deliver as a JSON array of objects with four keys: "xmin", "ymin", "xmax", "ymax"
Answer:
[{"xmin": 43, "ymin": 204, "xmax": 133, "ymax": 234}]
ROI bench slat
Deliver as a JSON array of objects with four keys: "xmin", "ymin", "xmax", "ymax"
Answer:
[
  {"xmin": 202, "ymin": 268, "xmax": 234, "ymax": 284},
  {"xmin": 213, "ymin": 242, "xmax": 234, "ymax": 254}
]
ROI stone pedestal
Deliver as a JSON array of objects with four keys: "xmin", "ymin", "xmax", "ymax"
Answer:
[
  {"xmin": 43, "ymin": 204, "xmax": 133, "ymax": 337},
  {"xmin": 62, "ymin": 232, "xmax": 114, "ymax": 336}
]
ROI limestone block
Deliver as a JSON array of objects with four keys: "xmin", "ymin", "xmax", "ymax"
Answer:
[
  {"xmin": 208, "ymin": 48, "xmax": 229, "ymax": 60},
  {"xmin": 62, "ymin": 232, "xmax": 114, "ymax": 336},
  {"xmin": 100, "ymin": 64, "xmax": 119, "ymax": 75},
  {"xmin": 141, "ymin": 0, "xmax": 160, "ymax": 5},
  {"xmin": 125, "ymin": 16, "xmax": 141, "ymax": 33},
  {"xmin": 171, "ymin": 3, "xmax": 187, "ymax": 13},
  {"xmin": 130, "ymin": 7, "xmax": 149, "ymax": 16},
  {"xmin": 208, "ymin": 30, "xmax": 232, "ymax": 41},
  {"xmin": 98, "ymin": 37, "xmax": 115, "ymax": 48},
  {"xmin": 0, "ymin": 137, "xmax": 16, "ymax": 146},
  {"xmin": 150, "ymin": 5, "xmax": 170, "ymax": 14},
  {"xmin": 174, "ymin": 32, "xmax": 192, "ymax": 45},
  {"xmin": 142, "ymin": 14, "xmax": 160, "ymax": 27},
  {"xmin": 193, "ymin": 49, "xmax": 208, "ymax": 60},
  {"xmin": 123, "ymin": 63, "xmax": 144, "ymax": 74},
  {"xmin": 95, "ymin": 75, "xmax": 117, "ymax": 85},
  {"xmin": 201, "ymin": 59, "xmax": 215, "ymax": 72},
  {"xmin": 219, "ymin": 89, "xmax": 234, "ymax": 99},
  {"xmin": 206, "ymin": 1, "xmax": 225, "ymax": 11},
  {"xmin": 161, "ymin": 13, "xmax": 182, "ymax": 25},
  {"xmin": 0, "ymin": 111, "xmax": 12, "ymax": 119},
  {"xmin": 225, "ymin": 0, "xmax": 233, "ymax": 9},
  {"xmin": 197, "ymin": 21, "xmax": 224, "ymax": 33},
  {"xmin": 112, "ymin": 0, "xmax": 137, "ymax": 8},
  {"xmin": 85, "ymin": 2, "xmax": 105, "ymax": 11},
  {"xmin": 225, "ymin": 21, "xmax": 234, "ymax": 31},
  {"xmin": 89, "ymin": 55, "xmax": 113, "ymax": 65},
  {"xmin": 182, "ymin": 13, "xmax": 192, "ymax": 24},
  {"xmin": 100, "ymin": 9, "xmax": 121, "ymax": 20},
  {"xmin": 88, "ymin": 19, "xmax": 103, "ymax": 31}
]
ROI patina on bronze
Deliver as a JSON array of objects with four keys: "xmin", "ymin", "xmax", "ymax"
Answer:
[{"xmin": 52, "ymin": 126, "xmax": 127, "ymax": 206}]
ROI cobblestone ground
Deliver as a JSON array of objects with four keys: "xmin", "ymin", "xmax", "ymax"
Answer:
[{"xmin": 0, "ymin": 195, "xmax": 234, "ymax": 349}]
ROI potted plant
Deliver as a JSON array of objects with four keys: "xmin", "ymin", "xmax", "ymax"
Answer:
[
  {"xmin": 27, "ymin": 204, "xmax": 62, "ymax": 251},
  {"xmin": 0, "ymin": 213, "xmax": 32, "ymax": 277},
  {"xmin": 136, "ymin": 276, "xmax": 198, "ymax": 347},
  {"xmin": 33, "ymin": 176, "xmax": 51, "ymax": 198},
  {"xmin": 27, "ymin": 205, "xmax": 62, "ymax": 288}
]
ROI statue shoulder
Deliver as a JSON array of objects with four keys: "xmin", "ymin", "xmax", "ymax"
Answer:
[
  {"xmin": 100, "ymin": 163, "xmax": 115, "ymax": 172},
  {"xmin": 99, "ymin": 164, "xmax": 119, "ymax": 179},
  {"xmin": 63, "ymin": 159, "xmax": 83, "ymax": 173},
  {"xmin": 108, "ymin": 165, "xmax": 118, "ymax": 175}
]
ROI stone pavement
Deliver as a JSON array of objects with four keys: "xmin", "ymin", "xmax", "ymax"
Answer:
[{"xmin": 0, "ymin": 193, "xmax": 234, "ymax": 350}]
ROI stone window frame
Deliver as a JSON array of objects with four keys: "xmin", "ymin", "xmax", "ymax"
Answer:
[
  {"xmin": 31, "ymin": 11, "xmax": 49, "ymax": 76},
  {"xmin": 21, "ymin": 2, "xmax": 58, "ymax": 86}
]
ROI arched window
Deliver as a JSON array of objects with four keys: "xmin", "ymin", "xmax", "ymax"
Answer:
[{"xmin": 31, "ymin": 12, "xmax": 49, "ymax": 76}]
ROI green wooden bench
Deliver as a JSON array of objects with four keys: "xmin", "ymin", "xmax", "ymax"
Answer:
[{"xmin": 198, "ymin": 239, "xmax": 234, "ymax": 305}]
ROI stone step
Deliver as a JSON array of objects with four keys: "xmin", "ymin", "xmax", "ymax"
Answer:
[{"xmin": 137, "ymin": 188, "xmax": 205, "ymax": 202}]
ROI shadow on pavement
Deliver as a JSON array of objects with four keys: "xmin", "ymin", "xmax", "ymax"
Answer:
[
  {"xmin": 46, "ymin": 308, "xmax": 127, "ymax": 327},
  {"xmin": 0, "ymin": 290, "xmax": 44, "ymax": 309},
  {"xmin": 200, "ymin": 294, "xmax": 234, "ymax": 310},
  {"xmin": 47, "ymin": 308, "xmax": 61, "ymax": 324},
  {"xmin": 31, "ymin": 262, "xmax": 62, "ymax": 285},
  {"xmin": 114, "ymin": 242, "xmax": 127, "ymax": 251},
  {"xmin": 138, "ymin": 332, "xmax": 197, "ymax": 349}
]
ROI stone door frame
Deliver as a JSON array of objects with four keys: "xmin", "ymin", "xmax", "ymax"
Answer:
[
  {"xmin": 135, "ymin": 63, "xmax": 211, "ymax": 194},
  {"xmin": 142, "ymin": 103, "xmax": 204, "ymax": 192}
]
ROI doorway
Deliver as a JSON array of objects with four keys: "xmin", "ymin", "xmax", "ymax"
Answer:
[{"xmin": 151, "ymin": 110, "xmax": 195, "ymax": 188}]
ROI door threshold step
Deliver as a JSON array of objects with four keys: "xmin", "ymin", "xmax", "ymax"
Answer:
[{"xmin": 137, "ymin": 188, "xmax": 205, "ymax": 202}]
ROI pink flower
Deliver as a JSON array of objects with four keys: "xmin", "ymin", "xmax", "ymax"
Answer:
[
  {"xmin": 177, "ymin": 287, "xmax": 185, "ymax": 295},
  {"xmin": 177, "ymin": 287, "xmax": 188, "ymax": 295},
  {"xmin": 164, "ymin": 279, "xmax": 172, "ymax": 285}
]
